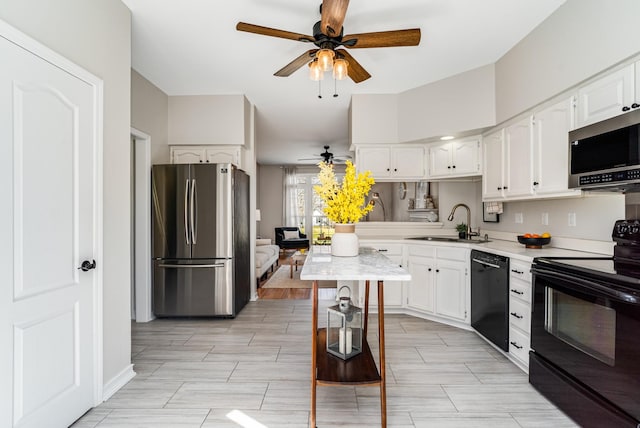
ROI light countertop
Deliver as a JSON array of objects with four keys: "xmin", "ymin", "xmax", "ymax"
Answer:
[{"xmin": 300, "ymin": 246, "xmax": 411, "ymax": 281}]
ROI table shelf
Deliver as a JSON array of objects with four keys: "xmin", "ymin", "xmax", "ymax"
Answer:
[{"xmin": 315, "ymin": 328, "xmax": 381, "ymax": 386}]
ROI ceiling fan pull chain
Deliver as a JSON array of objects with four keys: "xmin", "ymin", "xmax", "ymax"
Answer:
[
  {"xmin": 318, "ymin": 80, "xmax": 322, "ymax": 99},
  {"xmin": 333, "ymin": 78, "xmax": 339, "ymax": 98}
]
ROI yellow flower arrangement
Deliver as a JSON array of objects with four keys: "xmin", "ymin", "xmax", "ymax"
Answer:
[{"xmin": 314, "ymin": 160, "xmax": 375, "ymax": 224}]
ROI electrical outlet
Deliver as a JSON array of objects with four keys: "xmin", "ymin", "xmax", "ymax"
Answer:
[
  {"xmin": 568, "ymin": 212, "xmax": 577, "ymax": 227},
  {"xmin": 515, "ymin": 213, "xmax": 524, "ymax": 224},
  {"xmin": 541, "ymin": 212, "xmax": 549, "ymax": 225}
]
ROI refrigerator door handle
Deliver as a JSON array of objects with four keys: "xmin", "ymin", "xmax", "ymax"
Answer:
[
  {"xmin": 158, "ymin": 263, "xmax": 225, "ymax": 269},
  {"xmin": 184, "ymin": 179, "xmax": 190, "ymax": 245},
  {"xmin": 191, "ymin": 178, "xmax": 197, "ymax": 244}
]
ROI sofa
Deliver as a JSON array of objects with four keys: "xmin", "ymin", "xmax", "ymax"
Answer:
[
  {"xmin": 275, "ymin": 227, "xmax": 310, "ymax": 252},
  {"xmin": 255, "ymin": 239, "xmax": 279, "ymax": 282}
]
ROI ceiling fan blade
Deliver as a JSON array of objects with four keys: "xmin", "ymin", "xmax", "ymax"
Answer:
[
  {"xmin": 275, "ymin": 50, "xmax": 319, "ymax": 77},
  {"xmin": 320, "ymin": 0, "xmax": 349, "ymax": 37},
  {"xmin": 342, "ymin": 29, "xmax": 421, "ymax": 49},
  {"xmin": 236, "ymin": 22, "xmax": 314, "ymax": 43},
  {"xmin": 336, "ymin": 50, "xmax": 371, "ymax": 83}
]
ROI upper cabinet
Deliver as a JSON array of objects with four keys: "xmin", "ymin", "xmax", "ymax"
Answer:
[
  {"xmin": 356, "ymin": 145, "xmax": 426, "ymax": 181},
  {"xmin": 483, "ymin": 96, "xmax": 580, "ymax": 201},
  {"xmin": 575, "ymin": 62, "xmax": 640, "ymax": 128},
  {"xmin": 170, "ymin": 145, "xmax": 242, "ymax": 167},
  {"xmin": 427, "ymin": 137, "xmax": 481, "ymax": 179}
]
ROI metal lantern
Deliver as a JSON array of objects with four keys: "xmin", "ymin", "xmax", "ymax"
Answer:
[{"xmin": 327, "ymin": 286, "xmax": 363, "ymax": 360}]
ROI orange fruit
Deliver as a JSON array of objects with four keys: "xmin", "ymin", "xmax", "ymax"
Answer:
[
  {"xmin": 532, "ymin": 233, "xmax": 540, "ymax": 238},
  {"xmin": 523, "ymin": 233, "xmax": 532, "ymax": 238}
]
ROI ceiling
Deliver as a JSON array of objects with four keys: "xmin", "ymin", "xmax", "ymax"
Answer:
[{"xmin": 122, "ymin": 0, "xmax": 566, "ymax": 165}]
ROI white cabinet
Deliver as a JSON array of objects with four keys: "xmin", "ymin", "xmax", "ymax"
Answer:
[
  {"xmin": 170, "ymin": 145, "xmax": 242, "ymax": 167},
  {"xmin": 576, "ymin": 63, "xmax": 639, "ymax": 128},
  {"xmin": 407, "ymin": 245, "xmax": 469, "ymax": 324},
  {"xmin": 428, "ymin": 137, "xmax": 481, "ymax": 178},
  {"xmin": 359, "ymin": 242, "xmax": 404, "ymax": 309},
  {"xmin": 356, "ymin": 145, "xmax": 426, "ymax": 180},
  {"xmin": 508, "ymin": 259, "xmax": 532, "ymax": 369},
  {"xmin": 482, "ymin": 96, "xmax": 580, "ymax": 201},
  {"xmin": 482, "ymin": 129, "xmax": 505, "ymax": 200}
]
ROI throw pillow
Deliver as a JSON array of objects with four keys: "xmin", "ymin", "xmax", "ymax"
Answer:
[{"xmin": 283, "ymin": 230, "xmax": 299, "ymax": 240}]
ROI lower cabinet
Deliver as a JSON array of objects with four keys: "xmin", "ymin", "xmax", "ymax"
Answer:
[
  {"xmin": 359, "ymin": 242, "xmax": 404, "ymax": 309},
  {"xmin": 407, "ymin": 245, "xmax": 470, "ymax": 324},
  {"xmin": 508, "ymin": 259, "xmax": 532, "ymax": 369}
]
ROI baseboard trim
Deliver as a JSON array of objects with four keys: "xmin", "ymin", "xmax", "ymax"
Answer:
[{"xmin": 102, "ymin": 364, "xmax": 135, "ymax": 401}]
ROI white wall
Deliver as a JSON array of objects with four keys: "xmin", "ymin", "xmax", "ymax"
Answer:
[
  {"xmin": 350, "ymin": 94, "xmax": 398, "ymax": 145},
  {"xmin": 0, "ymin": 0, "xmax": 133, "ymax": 388},
  {"xmin": 495, "ymin": 0, "xmax": 640, "ymax": 123},
  {"xmin": 131, "ymin": 69, "xmax": 169, "ymax": 164},
  {"xmin": 398, "ymin": 64, "xmax": 496, "ymax": 142},
  {"xmin": 168, "ymin": 94, "xmax": 249, "ymax": 145}
]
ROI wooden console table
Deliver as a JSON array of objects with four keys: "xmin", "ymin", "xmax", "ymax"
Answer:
[{"xmin": 300, "ymin": 247, "xmax": 411, "ymax": 428}]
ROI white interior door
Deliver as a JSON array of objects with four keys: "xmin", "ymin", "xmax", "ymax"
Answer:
[{"xmin": 0, "ymin": 34, "xmax": 99, "ymax": 428}]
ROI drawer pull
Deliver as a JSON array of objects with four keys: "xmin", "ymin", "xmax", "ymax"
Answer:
[
  {"xmin": 378, "ymin": 249, "xmax": 388, "ymax": 252},
  {"xmin": 510, "ymin": 341, "xmax": 523, "ymax": 350},
  {"xmin": 511, "ymin": 269, "xmax": 524, "ymax": 275},
  {"xmin": 510, "ymin": 289, "xmax": 524, "ymax": 295},
  {"xmin": 510, "ymin": 312, "xmax": 523, "ymax": 319}
]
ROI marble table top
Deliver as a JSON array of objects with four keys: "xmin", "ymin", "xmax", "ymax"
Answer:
[{"xmin": 300, "ymin": 246, "xmax": 411, "ymax": 281}]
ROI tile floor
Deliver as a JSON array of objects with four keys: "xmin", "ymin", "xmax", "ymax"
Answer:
[{"xmin": 73, "ymin": 298, "xmax": 577, "ymax": 428}]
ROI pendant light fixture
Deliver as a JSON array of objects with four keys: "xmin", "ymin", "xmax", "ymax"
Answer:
[
  {"xmin": 333, "ymin": 57, "xmax": 349, "ymax": 80},
  {"xmin": 317, "ymin": 48, "xmax": 335, "ymax": 71},
  {"xmin": 309, "ymin": 59, "xmax": 324, "ymax": 81}
]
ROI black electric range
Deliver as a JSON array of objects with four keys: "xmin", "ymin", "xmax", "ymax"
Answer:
[{"xmin": 529, "ymin": 220, "xmax": 640, "ymax": 428}]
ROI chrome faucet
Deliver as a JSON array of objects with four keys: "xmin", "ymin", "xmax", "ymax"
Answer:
[{"xmin": 447, "ymin": 203, "xmax": 478, "ymax": 238}]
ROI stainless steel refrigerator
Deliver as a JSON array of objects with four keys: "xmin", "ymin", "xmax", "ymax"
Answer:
[{"xmin": 151, "ymin": 163, "xmax": 250, "ymax": 317}]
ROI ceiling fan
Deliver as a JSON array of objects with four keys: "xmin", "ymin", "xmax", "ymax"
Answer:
[
  {"xmin": 236, "ymin": 0, "xmax": 421, "ymax": 83},
  {"xmin": 299, "ymin": 145, "xmax": 352, "ymax": 164}
]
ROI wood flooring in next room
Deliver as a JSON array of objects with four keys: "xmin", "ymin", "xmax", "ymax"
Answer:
[
  {"xmin": 73, "ymin": 298, "xmax": 577, "ymax": 427},
  {"xmin": 257, "ymin": 252, "xmax": 337, "ymax": 300}
]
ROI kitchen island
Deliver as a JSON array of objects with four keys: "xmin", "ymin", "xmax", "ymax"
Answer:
[{"xmin": 300, "ymin": 246, "xmax": 411, "ymax": 428}]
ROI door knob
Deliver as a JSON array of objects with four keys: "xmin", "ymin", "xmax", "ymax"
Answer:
[{"xmin": 78, "ymin": 259, "xmax": 97, "ymax": 272}]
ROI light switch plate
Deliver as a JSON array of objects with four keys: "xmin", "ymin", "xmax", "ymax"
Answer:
[
  {"xmin": 515, "ymin": 213, "xmax": 524, "ymax": 224},
  {"xmin": 568, "ymin": 212, "xmax": 577, "ymax": 227},
  {"xmin": 541, "ymin": 212, "xmax": 549, "ymax": 225}
]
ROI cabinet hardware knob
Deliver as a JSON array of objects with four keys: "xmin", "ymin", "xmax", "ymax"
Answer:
[
  {"xmin": 386, "ymin": 168, "xmax": 390, "ymax": 171},
  {"xmin": 510, "ymin": 341, "xmax": 523, "ymax": 350},
  {"xmin": 394, "ymin": 168, "xmax": 397, "ymax": 172},
  {"xmin": 78, "ymin": 259, "xmax": 97, "ymax": 272},
  {"xmin": 510, "ymin": 288, "xmax": 524, "ymax": 295},
  {"xmin": 533, "ymin": 181, "xmax": 539, "ymax": 186},
  {"xmin": 622, "ymin": 106, "xmax": 631, "ymax": 112},
  {"xmin": 633, "ymin": 103, "xmax": 640, "ymax": 109},
  {"xmin": 510, "ymin": 312, "xmax": 523, "ymax": 319},
  {"xmin": 497, "ymin": 187, "xmax": 502, "ymax": 190},
  {"xmin": 452, "ymin": 165, "xmax": 456, "ymax": 168},
  {"xmin": 427, "ymin": 268, "xmax": 432, "ymax": 272},
  {"xmin": 448, "ymin": 166, "xmax": 451, "ymax": 169},
  {"xmin": 503, "ymin": 186, "xmax": 508, "ymax": 190},
  {"xmin": 199, "ymin": 160, "xmax": 203, "ymax": 163},
  {"xmin": 436, "ymin": 269, "xmax": 440, "ymax": 273}
]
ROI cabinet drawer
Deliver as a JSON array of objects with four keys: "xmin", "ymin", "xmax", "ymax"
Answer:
[
  {"xmin": 367, "ymin": 243, "xmax": 403, "ymax": 256},
  {"xmin": 436, "ymin": 247, "xmax": 468, "ymax": 262},
  {"xmin": 509, "ymin": 278, "xmax": 532, "ymax": 304},
  {"xmin": 509, "ymin": 326, "xmax": 530, "ymax": 364},
  {"xmin": 408, "ymin": 245, "xmax": 436, "ymax": 258},
  {"xmin": 509, "ymin": 298, "xmax": 531, "ymax": 333},
  {"xmin": 510, "ymin": 260, "xmax": 531, "ymax": 283}
]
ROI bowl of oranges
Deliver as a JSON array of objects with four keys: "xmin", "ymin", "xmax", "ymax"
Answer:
[{"xmin": 517, "ymin": 232, "xmax": 551, "ymax": 249}]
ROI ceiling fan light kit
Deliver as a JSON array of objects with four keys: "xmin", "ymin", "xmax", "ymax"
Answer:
[{"xmin": 236, "ymin": 0, "xmax": 421, "ymax": 86}]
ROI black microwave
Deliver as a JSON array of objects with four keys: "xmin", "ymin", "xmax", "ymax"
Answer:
[{"xmin": 569, "ymin": 108, "xmax": 640, "ymax": 191}]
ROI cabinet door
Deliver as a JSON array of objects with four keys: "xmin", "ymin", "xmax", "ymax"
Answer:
[
  {"xmin": 171, "ymin": 147, "xmax": 205, "ymax": 164},
  {"xmin": 357, "ymin": 147, "xmax": 391, "ymax": 178},
  {"xmin": 427, "ymin": 142, "xmax": 452, "ymax": 178},
  {"xmin": 504, "ymin": 117, "xmax": 534, "ymax": 198},
  {"xmin": 452, "ymin": 138, "xmax": 481, "ymax": 176},
  {"xmin": 533, "ymin": 97, "xmax": 575, "ymax": 195},
  {"xmin": 576, "ymin": 64, "xmax": 635, "ymax": 127},
  {"xmin": 482, "ymin": 129, "xmax": 504, "ymax": 200},
  {"xmin": 434, "ymin": 259, "xmax": 468, "ymax": 322},
  {"xmin": 392, "ymin": 146, "xmax": 426, "ymax": 178},
  {"xmin": 365, "ymin": 255, "xmax": 404, "ymax": 308},
  {"xmin": 407, "ymin": 256, "xmax": 434, "ymax": 313},
  {"xmin": 205, "ymin": 147, "xmax": 240, "ymax": 166}
]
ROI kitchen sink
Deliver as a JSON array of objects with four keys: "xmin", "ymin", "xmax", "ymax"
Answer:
[{"xmin": 407, "ymin": 236, "xmax": 491, "ymax": 244}]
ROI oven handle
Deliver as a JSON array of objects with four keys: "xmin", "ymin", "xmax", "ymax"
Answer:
[{"xmin": 533, "ymin": 267, "xmax": 640, "ymax": 304}]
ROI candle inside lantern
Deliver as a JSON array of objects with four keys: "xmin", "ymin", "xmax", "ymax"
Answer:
[{"xmin": 339, "ymin": 327, "xmax": 353, "ymax": 354}]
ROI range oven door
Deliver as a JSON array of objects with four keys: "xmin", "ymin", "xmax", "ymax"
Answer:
[{"xmin": 531, "ymin": 266, "xmax": 640, "ymax": 422}]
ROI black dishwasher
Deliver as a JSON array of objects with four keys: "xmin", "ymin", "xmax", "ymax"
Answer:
[{"xmin": 470, "ymin": 250, "xmax": 509, "ymax": 351}]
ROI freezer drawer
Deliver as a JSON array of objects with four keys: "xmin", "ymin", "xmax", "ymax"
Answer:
[{"xmin": 153, "ymin": 259, "xmax": 233, "ymax": 317}]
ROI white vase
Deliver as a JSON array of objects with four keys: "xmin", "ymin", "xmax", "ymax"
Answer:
[{"xmin": 331, "ymin": 223, "xmax": 359, "ymax": 257}]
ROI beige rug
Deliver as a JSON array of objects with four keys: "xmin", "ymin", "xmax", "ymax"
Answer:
[{"xmin": 262, "ymin": 265, "xmax": 337, "ymax": 289}]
